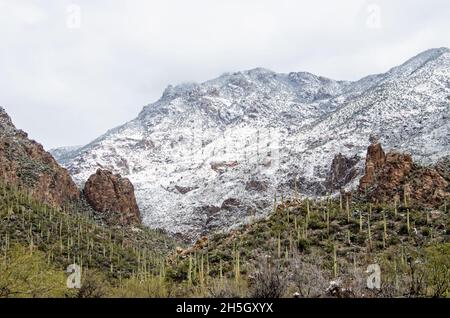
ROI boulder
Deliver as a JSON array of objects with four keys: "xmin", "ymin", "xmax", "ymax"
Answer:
[{"xmin": 84, "ymin": 169, "xmax": 141, "ymax": 226}]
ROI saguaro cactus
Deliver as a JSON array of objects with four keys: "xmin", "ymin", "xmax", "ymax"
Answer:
[
  {"xmin": 406, "ymin": 209, "xmax": 410, "ymax": 234},
  {"xmin": 346, "ymin": 196, "xmax": 350, "ymax": 223},
  {"xmin": 277, "ymin": 234, "xmax": 281, "ymax": 259},
  {"xmin": 306, "ymin": 199, "xmax": 310, "ymax": 219},
  {"xmin": 187, "ymin": 255, "xmax": 193, "ymax": 285},
  {"xmin": 359, "ymin": 210, "xmax": 363, "ymax": 232},
  {"xmin": 326, "ymin": 208, "xmax": 330, "ymax": 237},
  {"xmin": 383, "ymin": 211, "xmax": 387, "ymax": 248},
  {"xmin": 234, "ymin": 250, "xmax": 240, "ymax": 282},
  {"xmin": 333, "ymin": 245, "xmax": 338, "ymax": 278}
]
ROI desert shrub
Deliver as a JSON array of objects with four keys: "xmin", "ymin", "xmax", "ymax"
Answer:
[
  {"xmin": 308, "ymin": 214, "xmax": 326, "ymax": 230},
  {"xmin": 399, "ymin": 224, "xmax": 409, "ymax": 235},
  {"xmin": 388, "ymin": 235, "xmax": 401, "ymax": 245},
  {"xmin": 401, "ymin": 244, "xmax": 450, "ymax": 298},
  {"xmin": 0, "ymin": 244, "xmax": 71, "ymax": 298},
  {"xmin": 206, "ymin": 278, "xmax": 248, "ymax": 298},
  {"xmin": 109, "ymin": 276, "xmax": 168, "ymax": 298},
  {"xmin": 296, "ymin": 238, "xmax": 310, "ymax": 253},
  {"xmin": 290, "ymin": 252, "xmax": 329, "ymax": 298},
  {"xmin": 165, "ymin": 260, "xmax": 189, "ymax": 282},
  {"xmin": 354, "ymin": 232, "xmax": 366, "ymax": 245},
  {"xmin": 424, "ymin": 243, "xmax": 450, "ymax": 297},
  {"xmin": 421, "ymin": 227, "xmax": 430, "ymax": 237},
  {"xmin": 249, "ymin": 259, "xmax": 287, "ymax": 298},
  {"xmin": 77, "ymin": 270, "xmax": 111, "ymax": 298}
]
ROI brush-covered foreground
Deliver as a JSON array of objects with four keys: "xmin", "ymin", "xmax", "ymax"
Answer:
[
  {"xmin": 1, "ymin": 181, "xmax": 449, "ymax": 298},
  {"xmin": 0, "ymin": 181, "xmax": 181, "ymax": 297}
]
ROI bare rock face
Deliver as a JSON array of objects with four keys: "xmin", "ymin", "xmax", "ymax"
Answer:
[
  {"xmin": 325, "ymin": 153, "xmax": 360, "ymax": 191},
  {"xmin": 245, "ymin": 179, "xmax": 268, "ymax": 192},
  {"xmin": 210, "ymin": 161, "xmax": 239, "ymax": 173},
  {"xmin": 199, "ymin": 205, "xmax": 221, "ymax": 217},
  {"xmin": 359, "ymin": 143, "xmax": 386, "ymax": 191},
  {"xmin": 368, "ymin": 152, "xmax": 414, "ymax": 201},
  {"xmin": 175, "ymin": 185, "xmax": 197, "ymax": 194},
  {"xmin": 221, "ymin": 198, "xmax": 241, "ymax": 210},
  {"xmin": 83, "ymin": 169, "xmax": 141, "ymax": 226},
  {"xmin": 0, "ymin": 107, "xmax": 80, "ymax": 207},
  {"xmin": 380, "ymin": 152, "xmax": 414, "ymax": 188},
  {"xmin": 409, "ymin": 168, "xmax": 449, "ymax": 205},
  {"xmin": 358, "ymin": 141, "xmax": 449, "ymax": 206}
]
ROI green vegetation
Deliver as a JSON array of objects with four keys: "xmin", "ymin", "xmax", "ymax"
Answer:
[
  {"xmin": 168, "ymin": 194, "xmax": 450, "ymax": 298},
  {"xmin": 0, "ymin": 181, "xmax": 179, "ymax": 297},
  {"xmin": 0, "ymin": 180, "xmax": 449, "ymax": 298},
  {"xmin": 0, "ymin": 244, "xmax": 72, "ymax": 297}
]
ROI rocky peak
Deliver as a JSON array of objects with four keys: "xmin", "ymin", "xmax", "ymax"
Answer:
[
  {"xmin": 359, "ymin": 141, "xmax": 386, "ymax": 191},
  {"xmin": 0, "ymin": 106, "xmax": 80, "ymax": 207},
  {"xmin": 0, "ymin": 106, "xmax": 17, "ymax": 135},
  {"xmin": 389, "ymin": 47, "xmax": 449, "ymax": 75},
  {"xmin": 359, "ymin": 140, "xmax": 414, "ymax": 195},
  {"xmin": 83, "ymin": 169, "xmax": 141, "ymax": 226},
  {"xmin": 0, "ymin": 106, "xmax": 10, "ymax": 121},
  {"xmin": 358, "ymin": 141, "xmax": 449, "ymax": 206}
]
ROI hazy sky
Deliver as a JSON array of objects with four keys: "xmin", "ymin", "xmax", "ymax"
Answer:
[{"xmin": 1, "ymin": 0, "xmax": 449, "ymax": 149}]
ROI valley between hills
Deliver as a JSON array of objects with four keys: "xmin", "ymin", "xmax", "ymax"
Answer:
[{"xmin": 0, "ymin": 48, "xmax": 449, "ymax": 298}]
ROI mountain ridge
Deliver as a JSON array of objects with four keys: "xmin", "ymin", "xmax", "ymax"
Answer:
[{"xmin": 50, "ymin": 48, "xmax": 450, "ymax": 239}]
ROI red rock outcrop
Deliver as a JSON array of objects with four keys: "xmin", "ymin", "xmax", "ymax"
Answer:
[
  {"xmin": 358, "ymin": 141, "xmax": 449, "ymax": 206},
  {"xmin": 174, "ymin": 236, "xmax": 209, "ymax": 259},
  {"xmin": 359, "ymin": 143, "xmax": 386, "ymax": 191},
  {"xmin": 84, "ymin": 169, "xmax": 141, "ymax": 226},
  {"xmin": 0, "ymin": 107, "xmax": 80, "ymax": 207},
  {"xmin": 408, "ymin": 168, "xmax": 449, "ymax": 205},
  {"xmin": 372, "ymin": 152, "xmax": 413, "ymax": 192}
]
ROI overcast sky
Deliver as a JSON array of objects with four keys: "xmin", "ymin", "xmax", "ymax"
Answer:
[{"xmin": 1, "ymin": 0, "xmax": 449, "ymax": 149}]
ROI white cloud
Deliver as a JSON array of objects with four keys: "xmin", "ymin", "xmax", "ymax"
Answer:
[{"xmin": 1, "ymin": 0, "xmax": 449, "ymax": 149}]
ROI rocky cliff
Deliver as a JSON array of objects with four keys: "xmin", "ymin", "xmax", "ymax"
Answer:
[
  {"xmin": 359, "ymin": 142, "xmax": 450, "ymax": 206},
  {"xmin": 0, "ymin": 106, "xmax": 80, "ymax": 207},
  {"xmin": 1, "ymin": 107, "xmax": 142, "ymax": 227}
]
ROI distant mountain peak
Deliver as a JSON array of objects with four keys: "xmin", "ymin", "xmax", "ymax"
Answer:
[
  {"xmin": 387, "ymin": 47, "xmax": 450, "ymax": 78},
  {"xmin": 419, "ymin": 46, "xmax": 450, "ymax": 56},
  {"xmin": 401, "ymin": 47, "xmax": 450, "ymax": 67},
  {"xmin": 0, "ymin": 106, "xmax": 18, "ymax": 135}
]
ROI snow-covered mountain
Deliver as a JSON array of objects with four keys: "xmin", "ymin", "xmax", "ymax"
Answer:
[
  {"xmin": 52, "ymin": 48, "xmax": 450, "ymax": 240},
  {"xmin": 49, "ymin": 145, "xmax": 82, "ymax": 163}
]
